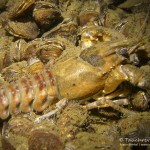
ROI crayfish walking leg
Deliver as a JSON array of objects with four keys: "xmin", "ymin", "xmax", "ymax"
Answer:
[{"xmin": 34, "ymin": 98, "xmax": 68, "ymax": 123}]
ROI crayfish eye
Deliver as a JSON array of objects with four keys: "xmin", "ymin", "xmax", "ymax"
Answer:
[
  {"xmin": 120, "ymin": 48, "xmax": 127, "ymax": 55},
  {"xmin": 119, "ymin": 48, "xmax": 128, "ymax": 55}
]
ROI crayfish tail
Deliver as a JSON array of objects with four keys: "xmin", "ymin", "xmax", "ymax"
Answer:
[{"xmin": 0, "ymin": 69, "xmax": 57, "ymax": 119}]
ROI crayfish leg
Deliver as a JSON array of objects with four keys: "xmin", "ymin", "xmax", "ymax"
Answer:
[
  {"xmin": 83, "ymin": 98, "xmax": 134, "ymax": 116},
  {"xmin": 34, "ymin": 98, "xmax": 68, "ymax": 123},
  {"xmin": 94, "ymin": 84, "xmax": 131, "ymax": 101}
]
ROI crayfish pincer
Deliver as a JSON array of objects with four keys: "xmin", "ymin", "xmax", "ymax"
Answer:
[{"xmin": 0, "ymin": 39, "xmax": 149, "ymax": 120}]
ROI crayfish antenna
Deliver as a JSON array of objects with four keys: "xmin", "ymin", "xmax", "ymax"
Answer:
[{"xmin": 136, "ymin": 4, "xmax": 150, "ymax": 40}]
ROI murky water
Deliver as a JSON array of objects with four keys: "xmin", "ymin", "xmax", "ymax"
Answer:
[{"xmin": 0, "ymin": 0, "xmax": 150, "ymax": 150}]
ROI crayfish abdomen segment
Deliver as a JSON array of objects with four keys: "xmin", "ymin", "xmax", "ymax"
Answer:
[{"xmin": 0, "ymin": 70, "xmax": 57, "ymax": 119}]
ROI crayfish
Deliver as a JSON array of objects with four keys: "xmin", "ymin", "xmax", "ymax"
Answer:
[{"xmin": 0, "ymin": 34, "xmax": 149, "ymax": 121}]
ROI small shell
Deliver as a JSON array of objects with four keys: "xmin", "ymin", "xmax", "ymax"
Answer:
[
  {"xmin": 8, "ymin": 0, "xmax": 35, "ymax": 18},
  {"xmin": 42, "ymin": 18, "xmax": 78, "ymax": 44},
  {"xmin": 2, "ymin": 116, "xmax": 34, "ymax": 136},
  {"xmin": 29, "ymin": 129, "xmax": 64, "ymax": 150},
  {"xmin": 1, "ymin": 115, "xmax": 64, "ymax": 150},
  {"xmin": 1, "ymin": 61, "xmax": 28, "ymax": 82},
  {"xmin": 33, "ymin": 1, "xmax": 63, "ymax": 30},
  {"xmin": 24, "ymin": 38, "xmax": 65, "ymax": 63},
  {"xmin": 5, "ymin": 20, "xmax": 40, "ymax": 39},
  {"xmin": 78, "ymin": 0, "xmax": 107, "ymax": 26},
  {"xmin": 78, "ymin": 10, "xmax": 100, "ymax": 26},
  {"xmin": 22, "ymin": 38, "xmax": 42, "ymax": 60},
  {"xmin": 131, "ymin": 91, "xmax": 150, "ymax": 111},
  {"xmin": 2, "ymin": 114, "xmax": 64, "ymax": 150},
  {"xmin": 8, "ymin": 39, "xmax": 27, "ymax": 62},
  {"xmin": 36, "ymin": 38, "xmax": 65, "ymax": 63},
  {"xmin": 2, "ymin": 116, "xmax": 34, "ymax": 150}
]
